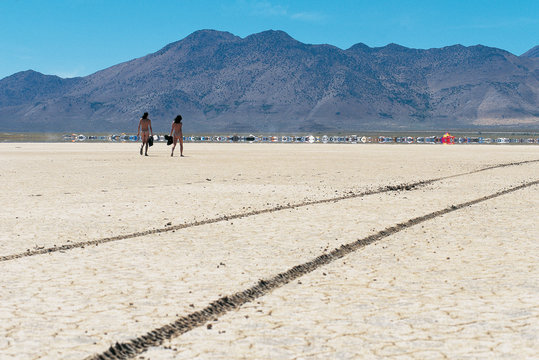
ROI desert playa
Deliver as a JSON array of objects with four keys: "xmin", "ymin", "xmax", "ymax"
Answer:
[{"xmin": 1, "ymin": 142, "xmax": 538, "ymax": 359}]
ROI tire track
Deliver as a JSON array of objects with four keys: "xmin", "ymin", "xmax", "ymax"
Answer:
[
  {"xmin": 87, "ymin": 179, "xmax": 539, "ymax": 360},
  {"xmin": 1, "ymin": 159, "xmax": 538, "ymax": 263}
]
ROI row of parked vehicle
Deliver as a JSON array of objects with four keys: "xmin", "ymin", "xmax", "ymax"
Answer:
[
  {"xmin": 179, "ymin": 135, "xmax": 539, "ymax": 144},
  {"xmin": 63, "ymin": 133, "xmax": 539, "ymax": 144}
]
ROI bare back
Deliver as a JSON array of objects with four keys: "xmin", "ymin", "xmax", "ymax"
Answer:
[
  {"xmin": 171, "ymin": 122, "xmax": 182, "ymax": 137},
  {"xmin": 139, "ymin": 118, "xmax": 151, "ymax": 131}
]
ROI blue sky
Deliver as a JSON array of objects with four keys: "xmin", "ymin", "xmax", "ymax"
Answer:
[{"xmin": 1, "ymin": 0, "xmax": 538, "ymax": 79}]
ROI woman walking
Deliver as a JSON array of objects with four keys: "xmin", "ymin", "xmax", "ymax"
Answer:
[
  {"xmin": 170, "ymin": 115, "xmax": 184, "ymax": 157},
  {"xmin": 137, "ymin": 112, "xmax": 153, "ymax": 156}
]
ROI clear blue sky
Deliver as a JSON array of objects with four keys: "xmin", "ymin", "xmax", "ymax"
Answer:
[{"xmin": 1, "ymin": 0, "xmax": 538, "ymax": 80}]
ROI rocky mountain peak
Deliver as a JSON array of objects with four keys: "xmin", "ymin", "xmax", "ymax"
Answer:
[
  {"xmin": 521, "ymin": 45, "xmax": 539, "ymax": 58},
  {"xmin": 0, "ymin": 30, "xmax": 538, "ymax": 132}
]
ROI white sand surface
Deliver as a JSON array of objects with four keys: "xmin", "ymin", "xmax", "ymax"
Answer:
[{"xmin": 0, "ymin": 142, "xmax": 538, "ymax": 359}]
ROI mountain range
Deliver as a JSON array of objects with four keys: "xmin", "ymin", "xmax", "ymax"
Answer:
[{"xmin": 1, "ymin": 30, "xmax": 538, "ymax": 132}]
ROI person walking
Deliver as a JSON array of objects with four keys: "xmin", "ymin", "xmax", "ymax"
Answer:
[
  {"xmin": 170, "ymin": 115, "xmax": 184, "ymax": 157},
  {"xmin": 137, "ymin": 112, "xmax": 153, "ymax": 156}
]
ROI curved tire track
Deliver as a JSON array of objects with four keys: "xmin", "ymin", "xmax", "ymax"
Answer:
[
  {"xmin": 2, "ymin": 159, "xmax": 538, "ymax": 263},
  {"xmin": 87, "ymin": 179, "xmax": 539, "ymax": 360}
]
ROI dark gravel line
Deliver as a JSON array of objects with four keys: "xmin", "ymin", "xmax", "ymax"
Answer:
[
  {"xmin": 87, "ymin": 179, "xmax": 539, "ymax": 360},
  {"xmin": 2, "ymin": 159, "xmax": 537, "ymax": 263}
]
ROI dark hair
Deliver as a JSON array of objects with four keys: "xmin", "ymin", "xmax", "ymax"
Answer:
[
  {"xmin": 174, "ymin": 115, "xmax": 182, "ymax": 123},
  {"xmin": 142, "ymin": 112, "xmax": 148, "ymax": 119}
]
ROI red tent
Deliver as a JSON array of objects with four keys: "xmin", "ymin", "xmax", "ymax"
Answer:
[{"xmin": 441, "ymin": 132, "xmax": 455, "ymax": 145}]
